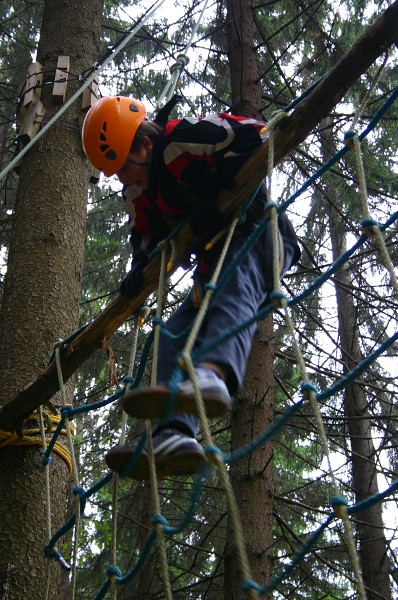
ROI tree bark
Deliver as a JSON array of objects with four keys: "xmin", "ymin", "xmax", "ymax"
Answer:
[
  {"xmin": 0, "ymin": 0, "xmax": 102, "ymax": 597},
  {"xmin": 225, "ymin": 320, "xmax": 274, "ymax": 599}
]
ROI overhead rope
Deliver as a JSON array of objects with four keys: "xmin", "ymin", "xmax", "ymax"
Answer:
[
  {"xmin": 0, "ymin": 0, "xmax": 166, "ymax": 185},
  {"xmin": 156, "ymin": 0, "xmax": 211, "ymax": 110}
]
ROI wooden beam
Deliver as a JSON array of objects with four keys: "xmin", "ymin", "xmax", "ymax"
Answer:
[
  {"xmin": 23, "ymin": 62, "xmax": 43, "ymax": 107},
  {"xmin": 52, "ymin": 55, "xmax": 70, "ymax": 104},
  {"xmin": 81, "ymin": 79, "xmax": 99, "ymax": 111},
  {"xmin": 17, "ymin": 100, "xmax": 46, "ymax": 146},
  {"xmin": 1, "ymin": 0, "xmax": 397, "ymax": 431}
]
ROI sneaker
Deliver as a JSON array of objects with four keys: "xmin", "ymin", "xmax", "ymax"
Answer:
[
  {"xmin": 121, "ymin": 368, "xmax": 231, "ymax": 420},
  {"xmin": 105, "ymin": 428, "xmax": 206, "ymax": 480}
]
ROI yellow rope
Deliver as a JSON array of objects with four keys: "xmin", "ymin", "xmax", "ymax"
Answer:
[
  {"xmin": 39, "ymin": 405, "xmax": 53, "ymax": 600},
  {"xmin": 0, "ymin": 413, "xmax": 75, "ymax": 473}
]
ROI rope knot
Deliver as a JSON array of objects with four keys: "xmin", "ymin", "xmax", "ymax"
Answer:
[
  {"xmin": 205, "ymin": 444, "xmax": 224, "ymax": 465},
  {"xmin": 344, "ymin": 130, "xmax": 357, "ymax": 148},
  {"xmin": 331, "ymin": 495, "xmax": 348, "ymax": 518},
  {"xmin": 53, "ymin": 339, "xmax": 65, "ymax": 350},
  {"xmin": 41, "ymin": 453, "xmax": 53, "ymax": 466},
  {"xmin": 157, "ymin": 239, "xmax": 168, "ymax": 251},
  {"xmin": 151, "ymin": 513, "xmax": 170, "ymax": 533},
  {"xmin": 300, "ymin": 381, "xmax": 318, "ymax": 401},
  {"xmin": 61, "ymin": 404, "xmax": 74, "ymax": 418},
  {"xmin": 362, "ymin": 217, "xmax": 380, "ymax": 238},
  {"xmin": 270, "ymin": 290, "xmax": 286, "ymax": 309},
  {"xmin": 177, "ymin": 355, "xmax": 187, "ymax": 372},
  {"xmin": 265, "ymin": 202, "xmax": 278, "ymax": 215},
  {"xmin": 204, "ymin": 282, "xmax": 217, "ymax": 292},
  {"xmin": 241, "ymin": 578, "xmax": 263, "ymax": 596},
  {"xmin": 106, "ymin": 565, "xmax": 122, "ymax": 580},
  {"xmin": 268, "ymin": 110, "xmax": 288, "ymax": 131},
  {"xmin": 152, "ymin": 316, "xmax": 164, "ymax": 329},
  {"xmin": 170, "ymin": 54, "xmax": 189, "ymax": 73}
]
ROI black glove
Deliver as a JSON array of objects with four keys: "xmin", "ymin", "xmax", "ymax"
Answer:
[{"xmin": 120, "ymin": 253, "xmax": 148, "ymax": 299}]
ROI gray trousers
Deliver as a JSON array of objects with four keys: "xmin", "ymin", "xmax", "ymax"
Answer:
[{"xmin": 156, "ymin": 213, "xmax": 299, "ymax": 437}]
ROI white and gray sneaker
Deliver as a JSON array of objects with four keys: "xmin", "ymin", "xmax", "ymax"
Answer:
[
  {"xmin": 105, "ymin": 428, "xmax": 205, "ymax": 480},
  {"xmin": 121, "ymin": 368, "xmax": 231, "ymax": 420}
]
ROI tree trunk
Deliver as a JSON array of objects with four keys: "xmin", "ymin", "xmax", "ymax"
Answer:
[
  {"xmin": 224, "ymin": 0, "xmax": 274, "ymax": 596},
  {"xmin": 225, "ymin": 0, "xmax": 262, "ymax": 116},
  {"xmin": 0, "ymin": 0, "xmax": 102, "ymax": 597},
  {"xmin": 323, "ymin": 121, "xmax": 392, "ymax": 600},
  {"xmin": 225, "ymin": 320, "xmax": 275, "ymax": 599}
]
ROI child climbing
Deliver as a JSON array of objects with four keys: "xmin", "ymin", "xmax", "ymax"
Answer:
[{"xmin": 82, "ymin": 95, "xmax": 301, "ymax": 479}]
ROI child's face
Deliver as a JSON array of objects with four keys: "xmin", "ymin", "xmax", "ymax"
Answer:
[{"xmin": 116, "ymin": 144, "xmax": 151, "ymax": 190}]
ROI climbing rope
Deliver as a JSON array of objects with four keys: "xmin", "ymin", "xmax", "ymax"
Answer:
[
  {"xmin": 147, "ymin": 242, "xmax": 173, "ymax": 600},
  {"xmin": 109, "ymin": 310, "xmax": 145, "ymax": 600},
  {"xmin": 156, "ymin": 0, "xmax": 211, "ymax": 109},
  {"xmin": 0, "ymin": 412, "xmax": 74, "ymax": 472},
  {"xmin": 54, "ymin": 345, "xmax": 81, "ymax": 600}
]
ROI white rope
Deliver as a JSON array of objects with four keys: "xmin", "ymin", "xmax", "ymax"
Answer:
[
  {"xmin": 147, "ymin": 243, "xmax": 173, "ymax": 600},
  {"xmin": 179, "ymin": 214, "xmax": 259, "ymax": 599},
  {"xmin": 265, "ymin": 116, "xmax": 367, "ymax": 599},
  {"xmin": 55, "ymin": 346, "xmax": 81, "ymax": 600},
  {"xmin": 156, "ymin": 0, "xmax": 210, "ymax": 109},
  {"xmin": 109, "ymin": 313, "xmax": 143, "ymax": 600}
]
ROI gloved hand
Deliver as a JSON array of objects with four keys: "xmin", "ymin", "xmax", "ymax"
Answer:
[{"xmin": 120, "ymin": 253, "xmax": 148, "ymax": 299}]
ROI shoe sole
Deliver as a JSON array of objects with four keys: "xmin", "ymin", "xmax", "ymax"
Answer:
[
  {"xmin": 105, "ymin": 446, "xmax": 205, "ymax": 480},
  {"xmin": 121, "ymin": 385, "xmax": 229, "ymax": 420}
]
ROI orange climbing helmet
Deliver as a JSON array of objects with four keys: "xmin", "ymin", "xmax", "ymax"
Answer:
[{"xmin": 82, "ymin": 96, "xmax": 147, "ymax": 176}]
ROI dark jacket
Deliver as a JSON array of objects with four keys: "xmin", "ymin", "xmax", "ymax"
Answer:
[{"xmin": 122, "ymin": 112, "xmax": 300, "ymax": 278}]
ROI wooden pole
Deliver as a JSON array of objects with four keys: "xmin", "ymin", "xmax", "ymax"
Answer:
[{"xmin": 1, "ymin": 0, "xmax": 397, "ymax": 431}]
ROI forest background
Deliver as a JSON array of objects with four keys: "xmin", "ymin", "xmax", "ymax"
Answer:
[{"xmin": 0, "ymin": 0, "xmax": 398, "ymax": 599}]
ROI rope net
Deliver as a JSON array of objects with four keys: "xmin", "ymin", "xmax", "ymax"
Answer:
[{"xmin": 20, "ymin": 82, "xmax": 397, "ymax": 599}]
